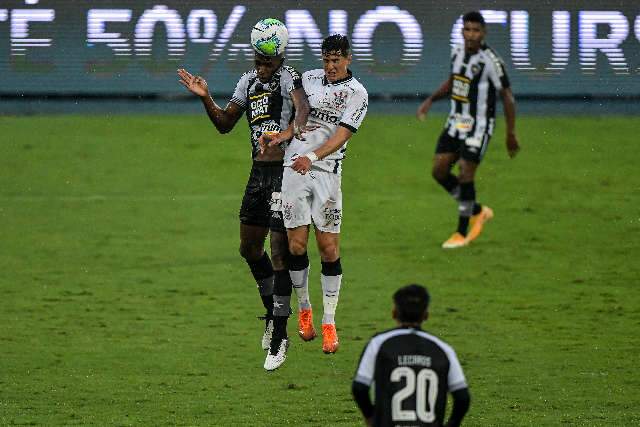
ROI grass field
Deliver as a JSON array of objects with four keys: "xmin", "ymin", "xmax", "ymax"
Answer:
[{"xmin": 1, "ymin": 113, "xmax": 639, "ymax": 426}]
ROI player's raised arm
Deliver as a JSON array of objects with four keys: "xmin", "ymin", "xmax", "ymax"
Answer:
[
  {"xmin": 501, "ymin": 87, "xmax": 520, "ymax": 158},
  {"xmin": 290, "ymin": 86, "xmax": 311, "ymax": 139},
  {"xmin": 416, "ymin": 76, "xmax": 453, "ymax": 121},
  {"xmin": 177, "ymin": 68, "xmax": 243, "ymax": 134}
]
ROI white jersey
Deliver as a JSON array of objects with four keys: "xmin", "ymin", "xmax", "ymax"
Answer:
[{"xmin": 284, "ymin": 69, "xmax": 368, "ymax": 174}]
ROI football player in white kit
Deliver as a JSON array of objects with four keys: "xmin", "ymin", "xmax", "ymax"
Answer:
[{"xmin": 260, "ymin": 34, "xmax": 368, "ymax": 368}]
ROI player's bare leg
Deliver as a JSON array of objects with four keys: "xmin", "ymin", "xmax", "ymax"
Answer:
[
  {"xmin": 315, "ymin": 228, "xmax": 341, "ymax": 354},
  {"xmin": 432, "ymin": 153, "xmax": 467, "ymax": 248},
  {"xmin": 287, "ymin": 225, "xmax": 316, "ymax": 341},
  {"xmin": 459, "ymin": 159, "xmax": 492, "ymax": 243},
  {"xmin": 239, "ymin": 224, "xmax": 274, "ymax": 349}
]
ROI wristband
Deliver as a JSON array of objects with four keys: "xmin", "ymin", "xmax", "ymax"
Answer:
[{"xmin": 304, "ymin": 152, "xmax": 319, "ymax": 163}]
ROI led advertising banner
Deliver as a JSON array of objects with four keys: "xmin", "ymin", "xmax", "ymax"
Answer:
[{"xmin": 0, "ymin": 1, "xmax": 639, "ymax": 97}]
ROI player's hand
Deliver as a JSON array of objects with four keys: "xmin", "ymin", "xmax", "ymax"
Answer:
[
  {"xmin": 291, "ymin": 156, "xmax": 312, "ymax": 175},
  {"xmin": 258, "ymin": 132, "xmax": 280, "ymax": 154},
  {"xmin": 416, "ymin": 99, "xmax": 432, "ymax": 121},
  {"xmin": 177, "ymin": 68, "xmax": 209, "ymax": 98},
  {"xmin": 506, "ymin": 132, "xmax": 520, "ymax": 158}
]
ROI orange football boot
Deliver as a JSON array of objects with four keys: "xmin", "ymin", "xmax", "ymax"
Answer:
[
  {"xmin": 442, "ymin": 232, "xmax": 468, "ymax": 249},
  {"xmin": 322, "ymin": 323, "xmax": 339, "ymax": 354},
  {"xmin": 466, "ymin": 206, "xmax": 494, "ymax": 243},
  {"xmin": 298, "ymin": 308, "xmax": 317, "ymax": 341}
]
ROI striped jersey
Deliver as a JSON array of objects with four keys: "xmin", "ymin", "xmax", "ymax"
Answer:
[
  {"xmin": 284, "ymin": 69, "xmax": 368, "ymax": 174},
  {"xmin": 445, "ymin": 43, "xmax": 510, "ymax": 141},
  {"xmin": 354, "ymin": 327, "xmax": 467, "ymax": 427},
  {"xmin": 231, "ymin": 65, "xmax": 302, "ymax": 159}
]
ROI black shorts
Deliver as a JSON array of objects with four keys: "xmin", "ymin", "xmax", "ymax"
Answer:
[
  {"xmin": 239, "ymin": 160, "xmax": 285, "ymax": 232},
  {"xmin": 435, "ymin": 130, "xmax": 491, "ymax": 164}
]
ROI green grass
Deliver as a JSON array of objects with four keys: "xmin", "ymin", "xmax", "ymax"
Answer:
[{"xmin": 1, "ymin": 114, "xmax": 639, "ymax": 426}]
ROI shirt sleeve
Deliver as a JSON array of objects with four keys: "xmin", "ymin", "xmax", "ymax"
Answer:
[
  {"xmin": 447, "ymin": 348, "xmax": 468, "ymax": 392},
  {"xmin": 486, "ymin": 53, "xmax": 510, "ymax": 91},
  {"xmin": 281, "ymin": 66, "xmax": 303, "ymax": 94},
  {"xmin": 450, "ymin": 45, "xmax": 459, "ymax": 73},
  {"xmin": 339, "ymin": 86, "xmax": 368, "ymax": 134},
  {"xmin": 230, "ymin": 73, "xmax": 249, "ymax": 109},
  {"xmin": 353, "ymin": 338, "xmax": 378, "ymax": 386}
]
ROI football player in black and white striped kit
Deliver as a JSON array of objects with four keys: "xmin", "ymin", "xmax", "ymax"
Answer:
[
  {"xmin": 260, "ymin": 35, "xmax": 368, "ymax": 365},
  {"xmin": 417, "ymin": 11, "xmax": 520, "ymax": 249},
  {"xmin": 352, "ymin": 284, "xmax": 470, "ymax": 427},
  {"xmin": 177, "ymin": 19, "xmax": 311, "ymax": 370}
]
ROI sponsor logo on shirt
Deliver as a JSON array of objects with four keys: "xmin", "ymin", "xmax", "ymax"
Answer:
[
  {"xmin": 310, "ymin": 107, "xmax": 340, "ymax": 124},
  {"xmin": 249, "ymin": 92, "xmax": 271, "ymax": 123},
  {"xmin": 452, "ymin": 74, "xmax": 471, "ymax": 103}
]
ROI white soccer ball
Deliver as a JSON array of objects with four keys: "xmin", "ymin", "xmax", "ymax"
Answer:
[{"xmin": 251, "ymin": 18, "xmax": 288, "ymax": 57}]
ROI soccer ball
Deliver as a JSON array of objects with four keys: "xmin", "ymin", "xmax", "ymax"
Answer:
[{"xmin": 251, "ymin": 18, "xmax": 288, "ymax": 57}]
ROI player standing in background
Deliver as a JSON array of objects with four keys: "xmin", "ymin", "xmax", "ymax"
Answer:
[
  {"xmin": 416, "ymin": 11, "xmax": 520, "ymax": 249},
  {"xmin": 177, "ymin": 19, "xmax": 310, "ymax": 365},
  {"xmin": 352, "ymin": 284, "xmax": 471, "ymax": 427},
  {"xmin": 261, "ymin": 34, "xmax": 368, "ymax": 368}
]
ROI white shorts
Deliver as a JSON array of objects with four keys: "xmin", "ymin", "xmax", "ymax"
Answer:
[{"xmin": 281, "ymin": 167, "xmax": 342, "ymax": 233}]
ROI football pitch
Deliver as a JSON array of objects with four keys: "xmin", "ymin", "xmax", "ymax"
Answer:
[{"xmin": 1, "ymin": 113, "xmax": 639, "ymax": 425}]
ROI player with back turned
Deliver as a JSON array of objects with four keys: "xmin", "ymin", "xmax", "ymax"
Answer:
[
  {"xmin": 352, "ymin": 284, "xmax": 470, "ymax": 427},
  {"xmin": 416, "ymin": 11, "xmax": 520, "ymax": 249}
]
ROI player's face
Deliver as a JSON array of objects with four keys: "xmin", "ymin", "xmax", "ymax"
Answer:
[
  {"xmin": 322, "ymin": 52, "xmax": 351, "ymax": 82},
  {"xmin": 462, "ymin": 21, "xmax": 485, "ymax": 52},
  {"xmin": 254, "ymin": 54, "xmax": 282, "ymax": 83}
]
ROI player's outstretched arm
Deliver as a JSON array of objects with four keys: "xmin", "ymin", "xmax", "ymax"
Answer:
[
  {"xmin": 290, "ymin": 87, "xmax": 311, "ymax": 140},
  {"xmin": 445, "ymin": 387, "xmax": 471, "ymax": 427},
  {"xmin": 416, "ymin": 76, "xmax": 453, "ymax": 121},
  {"xmin": 291, "ymin": 126, "xmax": 352, "ymax": 175},
  {"xmin": 501, "ymin": 87, "xmax": 520, "ymax": 158},
  {"xmin": 351, "ymin": 381, "xmax": 374, "ymax": 426},
  {"xmin": 258, "ymin": 126, "xmax": 295, "ymax": 154},
  {"xmin": 177, "ymin": 68, "xmax": 243, "ymax": 134}
]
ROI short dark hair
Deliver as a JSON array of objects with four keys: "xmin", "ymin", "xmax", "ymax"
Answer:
[
  {"xmin": 393, "ymin": 284, "xmax": 430, "ymax": 323},
  {"xmin": 463, "ymin": 11, "xmax": 485, "ymax": 27},
  {"xmin": 321, "ymin": 34, "xmax": 350, "ymax": 57}
]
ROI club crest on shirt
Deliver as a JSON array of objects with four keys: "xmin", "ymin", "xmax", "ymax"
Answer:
[
  {"xmin": 332, "ymin": 90, "xmax": 349, "ymax": 109},
  {"xmin": 283, "ymin": 202, "xmax": 294, "ymax": 222}
]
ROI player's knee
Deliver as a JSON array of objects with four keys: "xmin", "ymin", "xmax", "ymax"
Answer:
[
  {"xmin": 269, "ymin": 232, "xmax": 289, "ymax": 270},
  {"xmin": 270, "ymin": 249, "xmax": 286, "ymax": 270},
  {"xmin": 318, "ymin": 243, "xmax": 339, "ymax": 262},
  {"xmin": 239, "ymin": 242, "xmax": 262, "ymax": 261},
  {"xmin": 458, "ymin": 170, "xmax": 474, "ymax": 183},
  {"xmin": 458, "ymin": 161, "xmax": 477, "ymax": 183},
  {"xmin": 288, "ymin": 238, "xmax": 307, "ymax": 256},
  {"xmin": 432, "ymin": 167, "xmax": 447, "ymax": 184}
]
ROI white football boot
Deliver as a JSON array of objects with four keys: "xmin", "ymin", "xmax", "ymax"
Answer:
[
  {"xmin": 264, "ymin": 338, "xmax": 289, "ymax": 371},
  {"xmin": 261, "ymin": 318, "xmax": 274, "ymax": 351}
]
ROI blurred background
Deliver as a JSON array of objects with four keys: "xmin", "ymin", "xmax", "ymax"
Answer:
[{"xmin": 1, "ymin": 0, "xmax": 639, "ymax": 115}]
